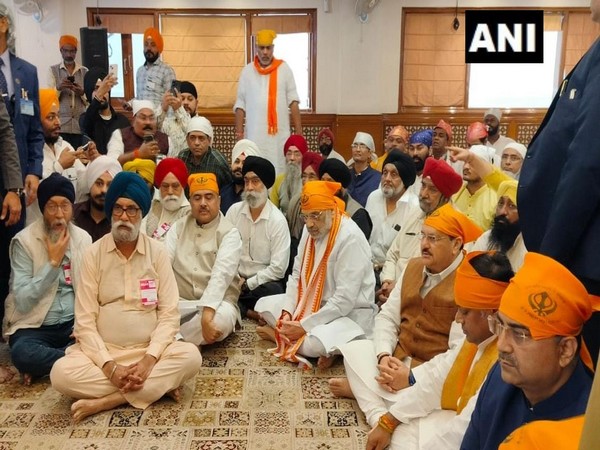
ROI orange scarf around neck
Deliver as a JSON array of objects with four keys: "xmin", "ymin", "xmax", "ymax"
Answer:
[
  {"xmin": 253, "ymin": 56, "xmax": 284, "ymax": 135},
  {"xmin": 271, "ymin": 210, "xmax": 343, "ymax": 368}
]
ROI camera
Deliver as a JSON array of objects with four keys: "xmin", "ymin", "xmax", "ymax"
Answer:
[
  {"xmin": 67, "ymin": 75, "xmax": 75, "ymax": 83},
  {"xmin": 170, "ymin": 79, "xmax": 182, "ymax": 95}
]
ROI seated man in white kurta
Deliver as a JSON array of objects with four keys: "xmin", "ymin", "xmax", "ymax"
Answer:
[
  {"xmin": 165, "ymin": 173, "xmax": 242, "ymax": 346},
  {"xmin": 346, "ymin": 251, "xmax": 513, "ymax": 450},
  {"xmin": 255, "ymin": 180, "xmax": 378, "ymax": 369}
]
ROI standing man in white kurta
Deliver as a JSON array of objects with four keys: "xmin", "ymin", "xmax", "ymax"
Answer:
[
  {"xmin": 255, "ymin": 181, "xmax": 378, "ymax": 369},
  {"xmin": 234, "ymin": 29, "xmax": 302, "ymax": 175},
  {"xmin": 166, "ymin": 173, "xmax": 242, "ymax": 346}
]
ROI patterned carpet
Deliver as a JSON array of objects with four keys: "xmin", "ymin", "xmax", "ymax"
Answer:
[{"xmin": 0, "ymin": 320, "xmax": 370, "ymax": 449}]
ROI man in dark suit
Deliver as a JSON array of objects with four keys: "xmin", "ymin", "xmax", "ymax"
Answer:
[
  {"xmin": 0, "ymin": 4, "xmax": 44, "ymax": 327},
  {"xmin": 518, "ymin": 1, "xmax": 600, "ymax": 364}
]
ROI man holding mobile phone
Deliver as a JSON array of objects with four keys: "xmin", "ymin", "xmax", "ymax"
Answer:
[
  {"xmin": 48, "ymin": 35, "xmax": 88, "ymax": 149},
  {"xmin": 157, "ymin": 80, "xmax": 198, "ymax": 156}
]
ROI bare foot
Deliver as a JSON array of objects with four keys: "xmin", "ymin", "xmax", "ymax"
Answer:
[
  {"xmin": 328, "ymin": 377, "xmax": 355, "ymax": 398},
  {"xmin": 317, "ymin": 354, "xmax": 338, "ymax": 369},
  {"xmin": 21, "ymin": 373, "xmax": 32, "ymax": 386},
  {"xmin": 71, "ymin": 392, "xmax": 127, "ymax": 424},
  {"xmin": 166, "ymin": 387, "xmax": 182, "ymax": 402},
  {"xmin": 256, "ymin": 325, "xmax": 276, "ymax": 343},
  {"xmin": 0, "ymin": 366, "xmax": 15, "ymax": 383}
]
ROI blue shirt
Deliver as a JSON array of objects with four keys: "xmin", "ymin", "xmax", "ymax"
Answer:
[
  {"xmin": 461, "ymin": 360, "xmax": 592, "ymax": 450},
  {"xmin": 348, "ymin": 165, "xmax": 380, "ymax": 207}
]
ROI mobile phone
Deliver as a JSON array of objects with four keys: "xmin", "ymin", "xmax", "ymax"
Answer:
[
  {"xmin": 109, "ymin": 64, "xmax": 118, "ymax": 77},
  {"xmin": 67, "ymin": 75, "xmax": 75, "ymax": 83},
  {"xmin": 170, "ymin": 79, "xmax": 182, "ymax": 95}
]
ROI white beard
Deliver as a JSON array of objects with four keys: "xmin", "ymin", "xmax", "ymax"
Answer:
[{"xmin": 161, "ymin": 194, "xmax": 184, "ymax": 212}]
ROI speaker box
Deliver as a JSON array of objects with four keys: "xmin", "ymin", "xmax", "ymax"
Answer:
[{"xmin": 80, "ymin": 27, "xmax": 108, "ymax": 72}]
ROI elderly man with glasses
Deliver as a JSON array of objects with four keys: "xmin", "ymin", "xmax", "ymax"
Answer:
[
  {"xmin": 255, "ymin": 180, "xmax": 378, "ymax": 369},
  {"xmin": 461, "ymin": 252, "xmax": 595, "ymax": 450},
  {"xmin": 50, "ymin": 171, "xmax": 202, "ymax": 424},
  {"xmin": 348, "ymin": 131, "xmax": 381, "ymax": 207},
  {"xmin": 3, "ymin": 173, "xmax": 91, "ymax": 385}
]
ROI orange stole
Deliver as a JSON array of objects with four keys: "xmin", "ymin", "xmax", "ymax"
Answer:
[
  {"xmin": 440, "ymin": 339, "xmax": 498, "ymax": 414},
  {"xmin": 253, "ymin": 56, "xmax": 284, "ymax": 135}
]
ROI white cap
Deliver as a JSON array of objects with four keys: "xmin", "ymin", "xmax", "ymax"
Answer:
[
  {"xmin": 484, "ymin": 108, "xmax": 502, "ymax": 121},
  {"xmin": 469, "ymin": 144, "xmax": 496, "ymax": 164},
  {"xmin": 132, "ymin": 99, "xmax": 155, "ymax": 116},
  {"xmin": 85, "ymin": 155, "xmax": 122, "ymax": 192},
  {"xmin": 503, "ymin": 142, "xmax": 527, "ymax": 159},
  {"xmin": 353, "ymin": 131, "xmax": 375, "ymax": 152},
  {"xmin": 186, "ymin": 115, "xmax": 214, "ymax": 140},
  {"xmin": 231, "ymin": 139, "xmax": 260, "ymax": 163}
]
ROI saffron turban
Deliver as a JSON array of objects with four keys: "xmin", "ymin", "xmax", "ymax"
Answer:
[
  {"xmin": 144, "ymin": 27, "xmax": 164, "ymax": 53},
  {"xmin": 188, "ymin": 173, "xmax": 219, "ymax": 195},
  {"xmin": 154, "ymin": 157, "xmax": 188, "ymax": 188},
  {"xmin": 353, "ymin": 132, "xmax": 375, "ymax": 152},
  {"xmin": 59, "ymin": 35, "xmax": 77, "ymax": 49},
  {"xmin": 123, "ymin": 158, "xmax": 156, "ymax": 186},
  {"xmin": 318, "ymin": 127, "xmax": 335, "ymax": 145},
  {"xmin": 499, "ymin": 252, "xmax": 592, "ymax": 339},
  {"xmin": 284, "ymin": 134, "xmax": 308, "ymax": 156},
  {"xmin": 454, "ymin": 251, "xmax": 508, "ymax": 309},
  {"xmin": 104, "ymin": 171, "xmax": 152, "ymax": 217},
  {"xmin": 499, "ymin": 416, "xmax": 584, "ymax": 450},
  {"xmin": 231, "ymin": 139, "xmax": 260, "ymax": 164},
  {"xmin": 435, "ymin": 119, "xmax": 453, "ymax": 143},
  {"xmin": 85, "ymin": 155, "xmax": 122, "ymax": 193},
  {"xmin": 388, "ymin": 125, "xmax": 409, "ymax": 144},
  {"xmin": 467, "ymin": 122, "xmax": 488, "ymax": 143},
  {"xmin": 302, "ymin": 151, "xmax": 324, "ymax": 173},
  {"xmin": 301, "ymin": 181, "xmax": 342, "ymax": 212},
  {"xmin": 383, "ymin": 149, "xmax": 417, "ymax": 188},
  {"xmin": 256, "ymin": 29, "xmax": 277, "ymax": 46},
  {"xmin": 186, "ymin": 116, "xmax": 213, "ymax": 140},
  {"xmin": 242, "ymin": 156, "xmax": 276, "ymax": 189},
  {"xmin": 39, "ymin": 88, "xmax": 59, "ymax": 119},
  {"xmin": 497, "ymin": 179, "xmax": 518, "ymax": 206},
  {"xmin": 422, "ymin": 158, "xmax": 463, "ymax": 198},
  {"xmin": 38, "ymin": 173, "xmax": 75, "ymax": 212},
  {"xmin": 409, "ymin": 129, "xmax": 433, "ymax": 147},
  {"xmin": 424, "ymin": 203, "xmax": 482, "ymax": 243},
  {"xmin": 319, "ymin": 159, "xmax": 351, "ymax": 189}
]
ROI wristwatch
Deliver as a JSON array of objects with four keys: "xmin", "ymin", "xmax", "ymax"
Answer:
[{"xmin": 7, "ymin": 188, "xmax": 23, "ymax": 197}]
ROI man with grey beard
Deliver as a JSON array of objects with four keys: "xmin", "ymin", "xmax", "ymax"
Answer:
[
  {"xmin": 3, "ymin": 173, "xmax": 91, "ymax": 385},
  {"xmin": 270, "ymin": 134, "xmax": 307, "ymax": 214},
  {"xmin": 226, "ymin": 156, "xmax": 290, "ymax": 321},
  {"xmin": 142, "ymin": 158, "xmax": 190, "ymax": 242}
]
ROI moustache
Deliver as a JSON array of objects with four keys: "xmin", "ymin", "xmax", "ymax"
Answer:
[
  {"xmin": 498, "ymin": 352, "xmax": 516, "ymax": 366},
  {"xmin": 115, "ymin": 221, "xmax": 134, "ymax": 231},
  {"xmin": 143, "ymin": 125, "xmax": 154, "ymax": 131}
]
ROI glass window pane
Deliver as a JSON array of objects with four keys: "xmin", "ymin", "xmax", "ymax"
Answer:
[
  {"xmin": 468, "ymin": 31, "xmax": 562, "ymax": 108},
  {"xmin": 273, "ymin": 33, "xmax": 311, "ymax": 110},
  {"xmin": 107, "ymin": 33, "xmax": 124, "ymax": 98},
  {"xmin": 132, "ymin": 33, "xmax": 145, "ymax": 99}
]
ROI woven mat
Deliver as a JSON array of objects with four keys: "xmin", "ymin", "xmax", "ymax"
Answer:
[{"xmin": 0, "ymin": 320, "xmax": 369, "ymax": 449}]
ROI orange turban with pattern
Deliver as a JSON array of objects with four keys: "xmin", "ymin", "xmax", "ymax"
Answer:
[
  {"xmin": 388, "ymin": 125, "xmax": 410, "ymax": 144},
  {"xmin": 435, "ymin": 119, "xmax": 453, "ymax": 143},
  {"xmin": 188, "ymin": 173, "xmax": 219, "ymax": 195},
  {"xmin": 499, "ymin": 252, "xmax": 592, "ymax": 339},
  {"xmin": 59, "ymin": 35, "xmax": 78, "ymax": 49},
  {"xmin": 467, "ymin": 121, "xmax": 488, "ymax": 144},
  {"xmin": 301, "ymin": 181, "xmax": 342, "ymax": 212},
  {"xmin": 144, "ymin": 27, "xmax": 164, "ymax": 53},
  {"xmin": 455, "ymin": 251, "xmax": 508, "ymax": 309},
  {"xmin": 499, "ymin": 416, "xmax": 584, "ymax": 450},
  {"xmin": 39, "ymin": 88, "xmax": 59, "ymax": 119},
  {"xmin": 423, "ymin": 203, "xmax": 482, "ymax": 243}
]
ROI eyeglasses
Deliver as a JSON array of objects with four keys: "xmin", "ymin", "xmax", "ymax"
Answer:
[
  {"xmin": 113, "ymin": 205, "xmax": 141, "ymax": 218},
  {"xmin": 301, "ymin": 173, "xmax": 319, "ymax": 182},
  {"xmin": 487, "ymin": 314, "xmax": 532, "ymax": 345},
  {"xmin": 300, "ymin": 211, "xmax": 324, "ymax": 222},
  {"xmin": 501, "ymin": 154, "xmax": 523, "ymax": 162},
  {"xmin": 417, "ymin": 232, "xmax": 449, "ymax": 244},
  {"xmin": 351, "ymin": 143, "xmax": 370, "ymax": 151},
  {"xmin": 45, "ymin": 202, "xmax": 71, "ymax": 214}
]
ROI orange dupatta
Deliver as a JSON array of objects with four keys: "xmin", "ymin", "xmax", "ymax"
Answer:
[{"xmin": 253, "ymin": 56, "xmax": 284, "ymax": 135}]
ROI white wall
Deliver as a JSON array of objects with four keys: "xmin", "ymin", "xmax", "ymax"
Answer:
[{"xmin": 5, "ymin": 0, "xmax": 592, "ymax": 114}]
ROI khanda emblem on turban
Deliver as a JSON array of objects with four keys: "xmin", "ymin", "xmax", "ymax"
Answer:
[
  {"xmin": 301, "ymin": 193, "xmax": 309, "ymax": 206},
  {"xmin": 528, "ymin": 291, "xmax": 558, "ymax": 317}
]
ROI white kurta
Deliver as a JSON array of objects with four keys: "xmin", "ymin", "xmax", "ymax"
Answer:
[
  {"xmin": 234, "ymin": 61, "xmax": 300, "ymax": 175},
  {"xmin": 366, "ymin": 188, "xmax": 420, "ymax": 266},
  {"xmin": 256, "ymin": 216, "xmax": 378, "ymax": 357}
]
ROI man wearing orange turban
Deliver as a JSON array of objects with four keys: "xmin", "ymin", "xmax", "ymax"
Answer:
[
  {"xmin": 338, "ymin": 251, "xmax": 513, "ymax": 450},
  {"xmin": 136, "ymin": 27, "xmax": 175, "ymax": 107},
  {"xmin": 234, "ymin": 29, "xmax": 302, "ymax": 176},
  {"xmin": 141, "ymin": 157, "xmax": 190, "ymax": 242},
  {"xmin": 48, "ymin": 34, "xmax": 88, "ymax": 149},
  {"xmin": 165, "ymin": 173, "xmax": 243, "ymax": 346},
  {"xmin": 462, "ymin": 252, "xmax": 594, "ymax": 450},
  {"xmin": 255, "ymin": 180, "xmax": 377, "ymax": 370}
]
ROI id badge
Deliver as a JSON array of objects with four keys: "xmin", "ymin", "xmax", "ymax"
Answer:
[
  {"xmin": 152, "ymin": 223, "xmax": 171, "ymax": 239},
  {"xmin": 20, "ymin": 99, "xmax": 34, "ymax": 116},
  {"xmin": 146, "ymin": 79, "xmax": 156, "ymax": 92},
  {"xmin": 63, "ymin": 263, "xmax": 72, "ymax": 285},
  {"xmin": 140, "ymin": 279, "xmax": 158, "ymax": 306}
]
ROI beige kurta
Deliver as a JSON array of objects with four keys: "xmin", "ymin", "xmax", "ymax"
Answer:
[{"xmin": 50, "ymin": 232, "xmax": 202, "ymax": 409}]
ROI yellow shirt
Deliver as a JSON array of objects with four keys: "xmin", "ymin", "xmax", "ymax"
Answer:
[{"xmin": 452, "ymin": 183, "xmax": 498, "ymax": 231}]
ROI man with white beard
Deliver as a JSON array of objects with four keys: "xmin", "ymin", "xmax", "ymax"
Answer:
[
  {"xmin": 270, "ymin": 134, "xmax": 307, "ymax": 214},
  {"xmin": 142, "ymin": 158, "xmax": 190, "ymax": 242},
  {"xmin": 3, "ymin": 173, "xmax": 91, "ymax": 385},
  {"xmin": 226, "ymin": 156, "xmax": 290, "ymax": 321}
]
